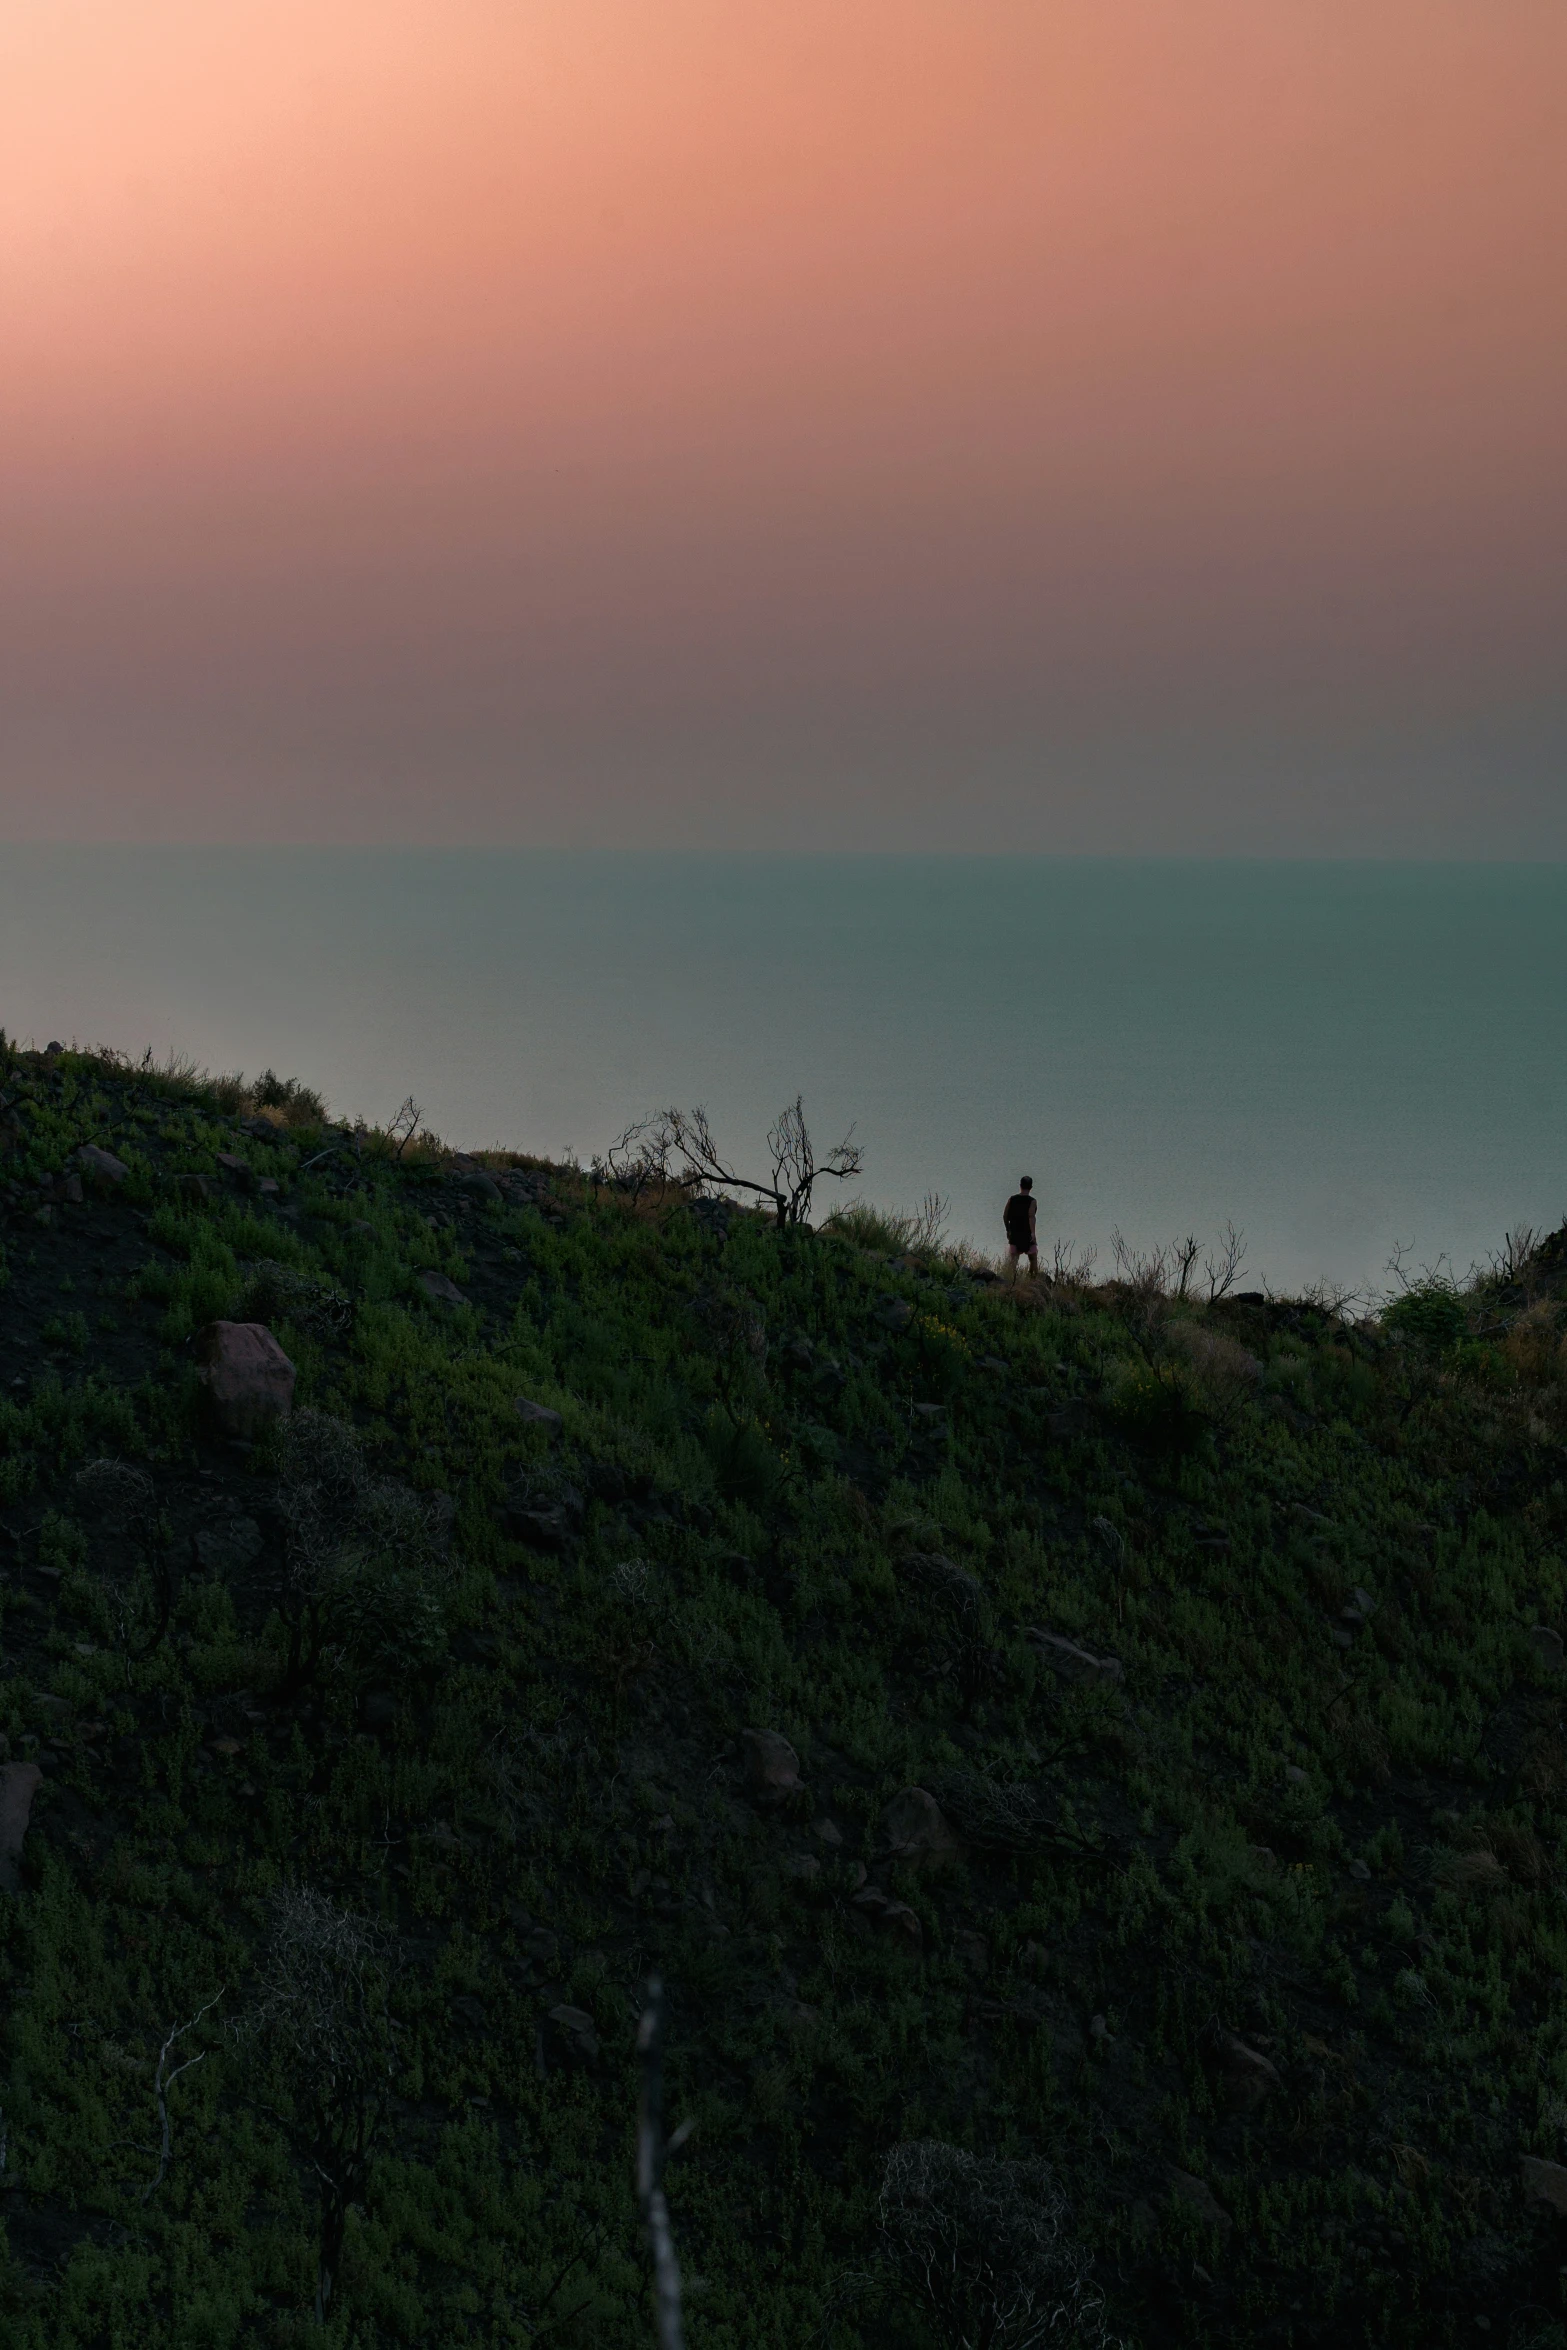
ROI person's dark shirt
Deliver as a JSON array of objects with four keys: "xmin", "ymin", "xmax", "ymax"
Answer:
[{"xmin": 1004, "ymin": 1192, "xmax": 1036, "ymax": 1247}]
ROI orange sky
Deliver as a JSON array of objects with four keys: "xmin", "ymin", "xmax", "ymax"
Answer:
[{"xmin": 3, "ymin": 1, "xmax": 1565, "ymax": 848}]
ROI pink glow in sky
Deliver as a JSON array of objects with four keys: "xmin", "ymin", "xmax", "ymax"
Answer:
[{"xmin": 3, "ymin": 1, "xmax": 1564, "ymax": 849}]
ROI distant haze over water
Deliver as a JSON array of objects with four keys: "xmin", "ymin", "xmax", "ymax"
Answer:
[{"xmin": 1, "ymin": 849, "xmax": 1562, "ymax": 1299}]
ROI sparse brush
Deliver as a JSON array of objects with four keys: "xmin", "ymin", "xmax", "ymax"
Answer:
[
  {"xmin": 934, "ymin": 1770, "xmax": 1056, "ymax": 1853},
  {"xmin": 1164, "ymin": 1320, "xmax": 1262, "ymax": 1423},
  {"xmin": 237, "ymin": 1888, "xmax": 399, "ymax": 2325},
  {"xmin": 243, "ymin": 1258, "xmax": 355, "ymax": 1339},
  {"xmin": 72, "ymin": 1457, "xmax": 175, "ymax": 1664},
  {"xmin": 821, "ymin": 1190, "xmax": 950, "ymax": 1256},
  {"xmin": 274, "ymin": 1409, "xmax": 456, "ymax": 1682},
  {"xmin": 879, "ymin": 2140, "xmax": 1112, "ymax": 2350}
]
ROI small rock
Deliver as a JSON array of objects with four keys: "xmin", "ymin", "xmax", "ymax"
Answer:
[
  {"xmin": 544, "ymin": 2003, "xmax": 600, "ymax": 2065},
  {"xmin": 742, "ymin": 1729, "xmax": 804, "ymax": 1804},
  {"xmin": 419, "ymin": 1269, "xmax": 469, "ymax": 1306},
  {"xmin": 1209, "ymin": 2027, "xmax": 1281, "ymax": 2110},
  {"xmin": 880, "ymin": 1786, "xmax": 964, "ymax": 1871},
  {"xmin": 1520, "ymin": 2156, "xmax": 1567, "ymax": 2214},
  {"xmin": 1528, "ymin": 1625, "xmax": 1565, "ymax": 1673},
  {"xmin": 196, "ymin": 1322, "xmax": 296, "ymax": 1439},
  {"xmin": 1166, "ymin": 2167, "xmax": 1233, "ymax": 2237},
  {"xmin": 1089, "ymin": 2013, "xmax": 1112, "ymax": 2043},
  {"xmin": 1348, "ymin": 1858, "xmax": 1372, "ymax": 1882},
  {"xmin": 1028, "ymin": 1629, "xmax": 1125, "ymax": 1685},
  {"xmin": 783, "ymin": 1854, "xmax": 821, "ymax": 1884},
  {"xmin": 851, "ymin": 1885, "xmax": 922, "ymax": 1951},
  {"xmin": 875, "ymin": 1297, "xmax": 914, "ymax": 1332},
  {"xmin": 0, "ymin": 1760, "xmax": 43, "ymax": 1893},
  {"xmin": 522, "ymin": 1926, "xmax": 559, "ymax": 1967},
  {"xmin": 515, "ymin": 1397, "xmax": 564, "ymax": 1433},
  {"xmin": 812, "ymin": 1817, "xmax": 844, "ymax": 1848},
  {"xmin": 1285, "ymin": 1764, "xmax": 1308, "ymax": 1785},
  {"xmin": 211, "ymin": 1737, "xmax": 243, "ymax": 1757},
  {"xmin": 215, "ymin": 1151, "xmax": 252, "ymax": 1182},
  {"xmin": 256, "ymin": 1177, "xmax": 280, "ymax": 1198},
  {"xmin": 879, "ymin": 1898, "xmax": 924, "ymax": 1951},
  {"xmin": 455, "ymin": 1169, "xmax": 502, "ymax": 1203}
]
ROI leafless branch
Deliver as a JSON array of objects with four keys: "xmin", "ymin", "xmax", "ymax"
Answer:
[
  {"xmin": 879, "ymin": 2140, "xmax": 1112, "ymax": 2349},
  {"xmin": 238, "ymin": 1888, "xmax": 400, "ymax": 2325},
  {"xmin": 1049, "ymin": 1239, "xmax": 1098, "ymax": 1286},
  {"xmin": 636, "ymin": 1977, "xmax": 685, "ymax": 2350},
  {"xmin": 1203, "ymin": 1220, "xmax": 1247, "ymax": 1302},
  {"xmin": 636, "ymin": 1099, "xmax": 861, "ymax": 1229},
  {"xmin": 387, "ymin": 1096, "xmax": 422, "ymax": 1160},
  {"xmin": 142, "ymin": 1990, "xmax": 224, "ymax": 2199},
  {"xmin": 1170, "ymin": 1236, "xmax": 1202, "ymax": 1300}
]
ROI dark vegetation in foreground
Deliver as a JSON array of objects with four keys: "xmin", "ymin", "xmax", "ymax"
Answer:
[{"xmin": 2, "ymin": 1035, "xmax": 1567, "ymax": 2348}]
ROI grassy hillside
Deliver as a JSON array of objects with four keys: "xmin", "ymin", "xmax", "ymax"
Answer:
[{"xmin": 1, "ymin": 1035, "xmax": 1566, "ymax": 2349}]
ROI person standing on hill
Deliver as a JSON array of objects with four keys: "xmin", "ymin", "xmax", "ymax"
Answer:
[{"xmin": 1003, "ymin": 1175, "xmax": 1038, "ymax": 1276}]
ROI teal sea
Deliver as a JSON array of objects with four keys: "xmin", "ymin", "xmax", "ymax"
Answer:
[{"xmin": 1, "ymin": 848, "xmax": 1563, "ymax": 1297}]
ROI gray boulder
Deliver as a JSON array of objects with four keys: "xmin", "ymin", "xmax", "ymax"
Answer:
[{"xmin": 196, "ymin": 1322, "xmax": 296, "ymax": 1439}]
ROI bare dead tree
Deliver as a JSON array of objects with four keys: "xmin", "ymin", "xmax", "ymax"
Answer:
[
  {"xmin": 765, "ymin": 1095, "xmax": 862, "ymax": 1228},
  {"xmin": 1170, "ymin": 1236, "xmax": 1202, "ymax": 1300},
  {"xmin": 238, "ymin": 1889, "xmax": 399, "ymax": 2326},
  {"xmin": 1203, "ymin": 1221, "xmax": 1247, "ymax": 1302},
  {"xmin": 141, "ymin": 1990, "xmax": 224, "ymax": 2199},
  {"xmin": 636, "ymin": 1978, "xmax": 685, "ymax": 2350},
  {"xmin": 641, "ymin": 1099, "xmax": 862, "ymax": 1229},
  {"xmin": 1489, "ymin": 1224, "xmax": 1543, "ymax": 1295},
  {"xmin": 594, "ymin": 1118, "xmax": 678, "ymax": 1204},
  {"xmin": 386, "ymin": 1096, "xmax": 422, "ymax": 1160}
]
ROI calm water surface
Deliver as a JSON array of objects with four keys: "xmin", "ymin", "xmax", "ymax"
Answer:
[{"xmin": 1, "ymin": 849, "xmax": 1562, "ymax": 1296}]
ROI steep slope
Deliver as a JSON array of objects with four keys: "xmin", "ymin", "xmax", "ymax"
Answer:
[{"xmin": 1, "ymin": 1038, "xmax": 1566, "ymax": 2348}]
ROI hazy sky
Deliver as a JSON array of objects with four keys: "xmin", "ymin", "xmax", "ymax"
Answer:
[{"xmin": 3, "ymin": 1, "xmax": 1564, "ymax": 852}]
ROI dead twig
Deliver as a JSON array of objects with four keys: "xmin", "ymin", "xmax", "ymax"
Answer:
[
  {"xmin": 636, "ymin": 1977, "xmax": 685, "ymax": 2350},
  {"xmin": 142, "ymin": 1989, "xmax": 224, "ymax": 2199}
]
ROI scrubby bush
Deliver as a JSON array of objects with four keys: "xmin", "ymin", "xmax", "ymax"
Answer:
[
  {"xmin": 1382, "ymin": 1280, "xmax": 1467, "ymax": 1352},
  {"xmin": 274, "ymin": 1408, "xmax": 455, "ymax": 1682}
]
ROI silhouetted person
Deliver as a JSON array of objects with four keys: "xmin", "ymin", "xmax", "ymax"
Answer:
[{"xmin": 1003, "ymin": 1175, "xmax": 1038, "ymax": 1276}]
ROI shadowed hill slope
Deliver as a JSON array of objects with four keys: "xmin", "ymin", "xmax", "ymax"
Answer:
[{"xmin": 2, "ymin": 1038, "xmax": 1566, "ymax": 2347}]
